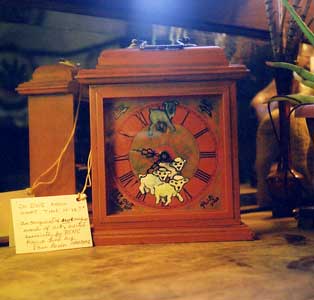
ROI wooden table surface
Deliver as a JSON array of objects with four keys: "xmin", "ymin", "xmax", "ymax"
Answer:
[{"xmin": 1, "ymin": 211, "xmax": 314, "ymax": 300}]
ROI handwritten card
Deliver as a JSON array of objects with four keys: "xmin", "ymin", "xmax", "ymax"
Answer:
[{"xmin": 10, "ymin": 194, "xmax": 93, "ymax": 254}]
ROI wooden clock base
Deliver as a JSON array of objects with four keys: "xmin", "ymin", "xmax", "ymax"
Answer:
[{"xmin": 92, "ymin": 223, "xmax": 254, "ymax": 245}]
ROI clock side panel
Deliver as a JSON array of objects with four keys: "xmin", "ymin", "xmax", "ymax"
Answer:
[
  {"xmin": 89, "ymin": 87, "xmax": 107, "ymax": 225},
  {"xmin": 228, "ymin": 82, "xmax": 242, "ymax": 221}
]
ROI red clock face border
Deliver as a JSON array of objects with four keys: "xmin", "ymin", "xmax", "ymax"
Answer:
[{"xmin": 105, "ymin": 97, "xmax": 220, "ymax": 210}]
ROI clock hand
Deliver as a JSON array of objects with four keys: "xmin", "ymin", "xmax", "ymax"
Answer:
[
  {"xmin": 132, "ymin": 148, "xmax": 158, "ymax": 159},
  {"xmin": 132, "ymin": 148, "xmax": 172, "ymax": 162},
  {"xmin": 146, "ymin": 150, "xmax": 172, "ymax": 174}
]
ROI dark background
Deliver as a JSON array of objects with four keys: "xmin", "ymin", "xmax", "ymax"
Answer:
[{"xmin": 0, "ymin": 5, "xmax": 273, "ymax": 192}]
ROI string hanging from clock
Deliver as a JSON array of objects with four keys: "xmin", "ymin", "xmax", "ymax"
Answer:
[{"xmin": 77, "ymin": 150, "xmax": 92, "ymax": 201}]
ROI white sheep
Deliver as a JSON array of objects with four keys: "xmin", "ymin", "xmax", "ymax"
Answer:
[
  {"xmin": 158, "ymin": 157, "xmax": 186, "ymax": 178},
  {"xmin": 155, "ymin": 175, "xmax": 189, "ymax": 206},
  {"xmin": 138, "ymin": 168, "xmax": 171, "ymax": 195}
]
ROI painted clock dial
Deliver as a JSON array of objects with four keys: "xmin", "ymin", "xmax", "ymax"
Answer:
[{"xmin": 105, "ymin": 96, "xmax": 220, "ymax": 212}]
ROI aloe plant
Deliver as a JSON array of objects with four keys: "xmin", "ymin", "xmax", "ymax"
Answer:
[
  {"xmin": 282, "ymin": 0, "xmax": 314, "ymax": 46},
  {"xmin": 267, "ymin": 0, "xmax": 314, "ymax": 105}
]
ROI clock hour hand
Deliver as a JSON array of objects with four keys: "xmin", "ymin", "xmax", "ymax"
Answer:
[
  {"xmin": 132, "ymin": 148, "xmax": 172, "ymax": 162},
  {"xmin": 132, "ymin": 148, "xmax": 159, "ymax": 159}
]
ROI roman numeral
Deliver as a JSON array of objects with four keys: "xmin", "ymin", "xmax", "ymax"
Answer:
[
  {"xmin": 119, "ymin": 171, "xmax": 136, "ymax": 187},
  {"xmin": 134, "ymin": 111, "xmax": 148, "ymax": 127},
  {"xmin": 194, "ymin": 169, "xmax": 211, "ymax": 183},
  {"xmin": 114, "ymin": 154, "xmax": 129, "ymax": 162},
  {"xmin": 182, "ymin": 187, "xmax": 193, "ymax": 201},
  {"xmin": 136, "ymin": 191, "xmax": 146, "ymax": 202},
  {"xmin": 193, "ymin": 128, "xmax": 209, "ymax": 139},
  {"xmin": 180, "ymin": 111, "xmax": 190, "ymax": 126},
  {"xmin": 200, "ymin": 151, "xmax": 216, "ymax": 159}
]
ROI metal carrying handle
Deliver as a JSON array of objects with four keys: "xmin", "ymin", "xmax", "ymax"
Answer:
[{"xmin": 128, "ymin": 39, "xmax": 197, "ymax": 50}]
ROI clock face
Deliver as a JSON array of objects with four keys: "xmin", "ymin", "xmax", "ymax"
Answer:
[{"xmin": 105, "ymin": 96, "xmax": 222, "ymax": 213}]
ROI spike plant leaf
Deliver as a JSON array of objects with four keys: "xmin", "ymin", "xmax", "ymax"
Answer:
[
  {"xmin": 266, "ymin": 61, "xmax": 314, "ymax": 82},
  {"xmin": 266, "ymin": 1, "xmax": 314, "ymax": 106},
  {"xmin": 282, "ymin": 0, "xmax": 314, "ymax": 46},
  {"xmin": 293, "ymin": 75, "xmax": 314, "ymax": 89}
]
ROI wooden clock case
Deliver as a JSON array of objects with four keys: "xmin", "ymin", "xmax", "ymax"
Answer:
[{"xmin": 77, "ymin": 46, "xmax": 254, "ymax": 245}]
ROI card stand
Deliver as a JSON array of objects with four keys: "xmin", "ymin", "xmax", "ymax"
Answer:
[{"xmin": 17, "ymin": 64, "xmax": 89, "ymax": 197}]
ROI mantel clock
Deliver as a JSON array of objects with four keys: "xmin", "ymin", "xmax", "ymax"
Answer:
[{"xmin": 77, "ymin": 46, "xmax": 254, "ymax": 245}]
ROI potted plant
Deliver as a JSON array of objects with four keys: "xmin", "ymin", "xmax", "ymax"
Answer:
[{"xmin": 265, "ymin": 0, "xmax": 314, "ymax": 217}]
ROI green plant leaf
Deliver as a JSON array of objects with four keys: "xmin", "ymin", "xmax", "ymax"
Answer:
[
  {"xmin": 282, "ymin": 0, "xmax": 314, "ymax": 46},
  {"xmin": 294, "ymin": 73, "xmax": 314, "ymax": 89},
  {"xmin": 266, "ymin": 61, "xmax": 314, "ymax": 82}
]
